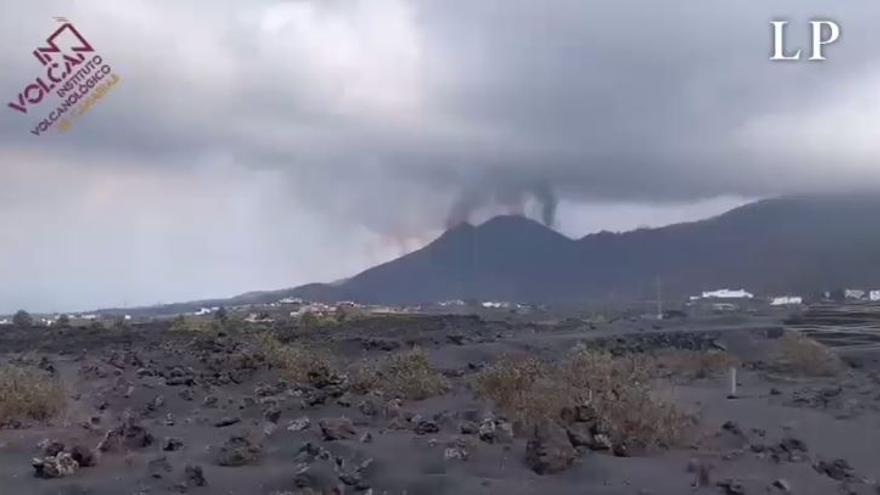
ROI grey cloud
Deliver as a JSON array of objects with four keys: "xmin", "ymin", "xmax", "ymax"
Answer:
[{"xmin": 1, "ymin": 0, "xmax": 880, "ymax": 310}]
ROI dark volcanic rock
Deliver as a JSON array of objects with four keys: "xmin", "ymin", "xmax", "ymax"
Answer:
[
  {"xmin": 357, "ymin": 398, "xmax": 379, "ymax": 417},
  {"xmin": 813, "ymin": 458, "xmax": 855, "ymax": 481},
  {"xmin": 319, "ymin": 417, "xmax": 356, "ymax": 441},
  {"xmin": 414, "ymin": 420, "xmax": 440, "ymax": 435},
  {"xmin": 214, "ymin": 416, "xmax": 242, "ymax": 428},
  {"xmin": 460, "ymin": 421, "xmax": 478, "ymax": 435},
  {"xmin": 293, "ymin": 462, "xmax": 339, "ymax": 493},
  {"xmin": 288, "ymin": 416, "xmax": 311, "ymax": 432},
  {"xmin": 165, "ymin": 376, "xmax": 195, "ymax": 386},
  {"xmin": 70, "ymin": 445, "xmax": 96, "ymax": 467},
  {"xmin": 163, "ymin": 437, "xmax": 184, "ymax": 452},
  {"xmin": 264, "ymin": 406, "xmax": 282, "ymax": 423},
  {"xmin": 769, "ymin": 436, "xmax": 809, "ymax": 462},
  {"xmin": 98, "ymin": 416, "xmax": 154, "ymax": 452},
  {"xmin": 717, "ymin": 478, "xmax": 746, "ymax": 495},
  {"xmin": 41, "ymin": 440, "xmax": 65, "ymax": 457},
  {"xmin": 184, "ymin": 464, "xmax": 207, "ymax": 487},
  {"xmin": 215, "ymin": 436, "xmax": 263, "ymax": 466},
  {"xmin": 565, "ymin": 423, "xmax": 591, "ymax": 446},
  {"xmin": 32, "ymin": 453, "xmax": 79, "ymax": 479},
  {"xmin": 478, "ymin": 417, "xmax": 513, "ymax": 444},
  {"xmin": 525, "ymin": 422, "xmax": 577, "ymax": 474}
]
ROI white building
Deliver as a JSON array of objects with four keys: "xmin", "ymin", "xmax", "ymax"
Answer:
[
  {"xmin": 244, "ymin": 313, "xmax": 274, "ymax": 323},
  {"xmin": 290, "ymin": 303, "xmax": 334, "ymax": 317},
  {"xmin": 699, "ymin": 289, "xmax": 754, "ymax": 299},
  {"xmin": 870, "ymin": 290, "xmax": 880, "ymax": 302},
  {"xmin": 438, "ymin": 300, "xmax": 466, "ymax": 307},
  {"xmin": 278, "ymin": 297, "xmax": 303, "ymax": 304},
  {"xmin": 481, "ymin": 301, "xmax": 511, "ymax": 309},
  {"xmin": 845, "ymin": 289, "xmax": 866, "ymax": 300},
  {"xmin": 770, "ymin": 296, "xmax": 803, "ymax": 306}
]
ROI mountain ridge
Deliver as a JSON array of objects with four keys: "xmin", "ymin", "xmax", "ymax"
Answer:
[{"xmin": 90, "ymin": 194, "xmax": 880, "ymax": 315}]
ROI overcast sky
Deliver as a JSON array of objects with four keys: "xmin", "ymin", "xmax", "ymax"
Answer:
[{"xmin": 2, "ymin": 0, "xmax": 879, "ymax": 313}]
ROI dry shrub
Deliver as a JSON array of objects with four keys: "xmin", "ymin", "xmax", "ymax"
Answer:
[
  {"xmin": 352, "ymin": 348, "xmax": 449, "ymax": 400},
  {"xmin": 655, "ymin": 350, "xmax": 739, "ymax": 379},
  {"xmin": 0, "ymin": 364, "xmax": 65, "ymax": 424},
  {"xmin": 777, "ymin": 331, "xmax": 841, "ymax": 377},
  {"xmin": 475, "ymin": 347, "xmax": 692, "ymax": 449},
  {"xmin": 562, "ymin": 349, "xmax": 690, "ymax": 448},
  {"xmin": 474, "ymin": 354, "xmax": 566, "ymax": 424},
  {"xmin": 169, "ymin": 315, "xmax": 215, "ymax": 333},
  {"xmin": 256, "ymin": 334, "xmax": 339, "ymax": 386}
]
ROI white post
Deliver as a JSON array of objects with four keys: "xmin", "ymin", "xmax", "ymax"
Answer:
[{"xmin": 729, "ymin": 367, "xmax": 737, "ymax": 398}]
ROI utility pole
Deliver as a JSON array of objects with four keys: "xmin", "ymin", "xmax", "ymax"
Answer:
[{"xmin": 656, "ymin": 276, "xmax": 663, "ymax": 320}]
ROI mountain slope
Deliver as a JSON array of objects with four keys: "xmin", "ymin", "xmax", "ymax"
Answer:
[
  {"xmin": 334, "ymin": 215, "xmax": 583, "ymax": 303},
  {"xmin": 286, "ymin": 195, "xmax": 880, "ymax": 304},
  {"xmin": 96, "ymin": 194, "xmax": 880, "ymax": 315},
  {"xmin": 573, "ymin": 194, "xmax": 880, "ymax": 299}
]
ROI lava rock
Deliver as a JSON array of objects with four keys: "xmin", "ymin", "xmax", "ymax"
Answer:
[
  {"xmin": 525, "ymin": 422, "xmax": 577, "ymax": 475},
  {"xmin": 215, "ymin": 436, "xmax": 263, "ymax": 466},
  {"xmin": 357, "ymin": 399, "xmax": 379, "ymax": 417},
  {"xmin": 163, "ymin": 437, "xmax": 184, "ymax": 452},
  {"xmin": 214, "ymin": 416, "xmax": 242, "ymax": 428},
  {"xmin": 40, "ymin": 440, "xmax": 65, "ymax": 457},
  {"xmin": 264, "ymin": 406, "xmax": 282, "ymax": 423},
  {"xmin": 772, "ymin": 479, "xmax": 791, "ymax": 492},
  {"xmin": 184, "ymin": 464, "xmax": 207, "ymax": 487},
  {"xmin": 70, "ymin": 445, "xmax": 96, "ymax": 467},
  {"xmin": 288, "ymin": 416, "xmax": 312, "ymax": 432},
  {"xmin": 459, "ymin": 421, "xmax": 478, "ymax": 435},
  {"xmin": 33, "ymin": 453, "xmax": 79, "ymax": 479},
  {"xmin": 319, "ymin": 417, "xmax": 356, "ymax": 441},
  {"xmin": 98, "ymin": 416, "xmax": 154, "ymax": 452},
  {"xmin": 415, "ymin": 420, "xmax": 440, "ymax": 435},
  {"xmin": 717, "ymin": 478, "xmax": 746, "ymax": 495},
  {"xmin": 813, "ymin": 458, "xmax": 854, "ymax": 481}
]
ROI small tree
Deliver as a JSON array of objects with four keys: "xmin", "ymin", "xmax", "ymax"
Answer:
[{"xmin": 12, "ymin": 310, "xmax": 32, "ymax": 328}]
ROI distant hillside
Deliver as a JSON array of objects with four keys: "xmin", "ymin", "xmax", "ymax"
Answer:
[
  {"xmin": 96, "ymin": 195, "xmax": 880, "ymax": 314},
  {"xmin": 280, "ymin": 195, "xmax": 880, "ymax": 304}
]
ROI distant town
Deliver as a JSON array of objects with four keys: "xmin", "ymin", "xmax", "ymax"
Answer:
[{"xmin": 5, "ymin": 286, "xmax": 880, "ymax": 328}]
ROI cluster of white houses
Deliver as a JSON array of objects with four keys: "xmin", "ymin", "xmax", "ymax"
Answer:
[
  {"xmin": 687, "ymin": 286, "xmax": 880, "ymax": 312},
  {"xmin": 843, "ymin": 289, "xmax": 880, "ymax": 301}
]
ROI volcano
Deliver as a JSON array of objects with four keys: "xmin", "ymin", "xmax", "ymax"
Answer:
[
  {"xmin": 98, "ymin": 194, "xmax": 880, "ymax": 315},
  {"xmin": 266, "ymin": 194, "xmax": 880, "ymax": 304}
]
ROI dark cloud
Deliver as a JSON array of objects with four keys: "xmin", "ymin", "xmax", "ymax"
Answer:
[{"xmin": 1, "ymin": 0, "xmax": 879, "ymax": 310}]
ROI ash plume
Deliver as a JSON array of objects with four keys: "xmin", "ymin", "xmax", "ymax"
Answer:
[{"xmin": 446, "ymin": 180, "xmax": 558, "ymax": 228}]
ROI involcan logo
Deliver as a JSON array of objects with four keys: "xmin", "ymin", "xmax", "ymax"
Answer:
[{"xmin": 6, "ymin": 19, "xmax": 121, "ymax": 135}]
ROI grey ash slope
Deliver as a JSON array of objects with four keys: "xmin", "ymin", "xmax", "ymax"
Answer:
[
  {"xmin": 330, "ymin": 215, "xmax": 584, "ymax": 304},
  {"xmin": 286, "ymin": 194, "xmax": 880, "ymax": 304},
  {"xmin": 96, "ymin": 194, "xmax": 880, "ymax": 315}
]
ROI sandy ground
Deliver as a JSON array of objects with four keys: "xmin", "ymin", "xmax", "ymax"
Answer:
[{"xmin": 0, "ymin": 313, "xmax": 878, "ymax": 495}]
